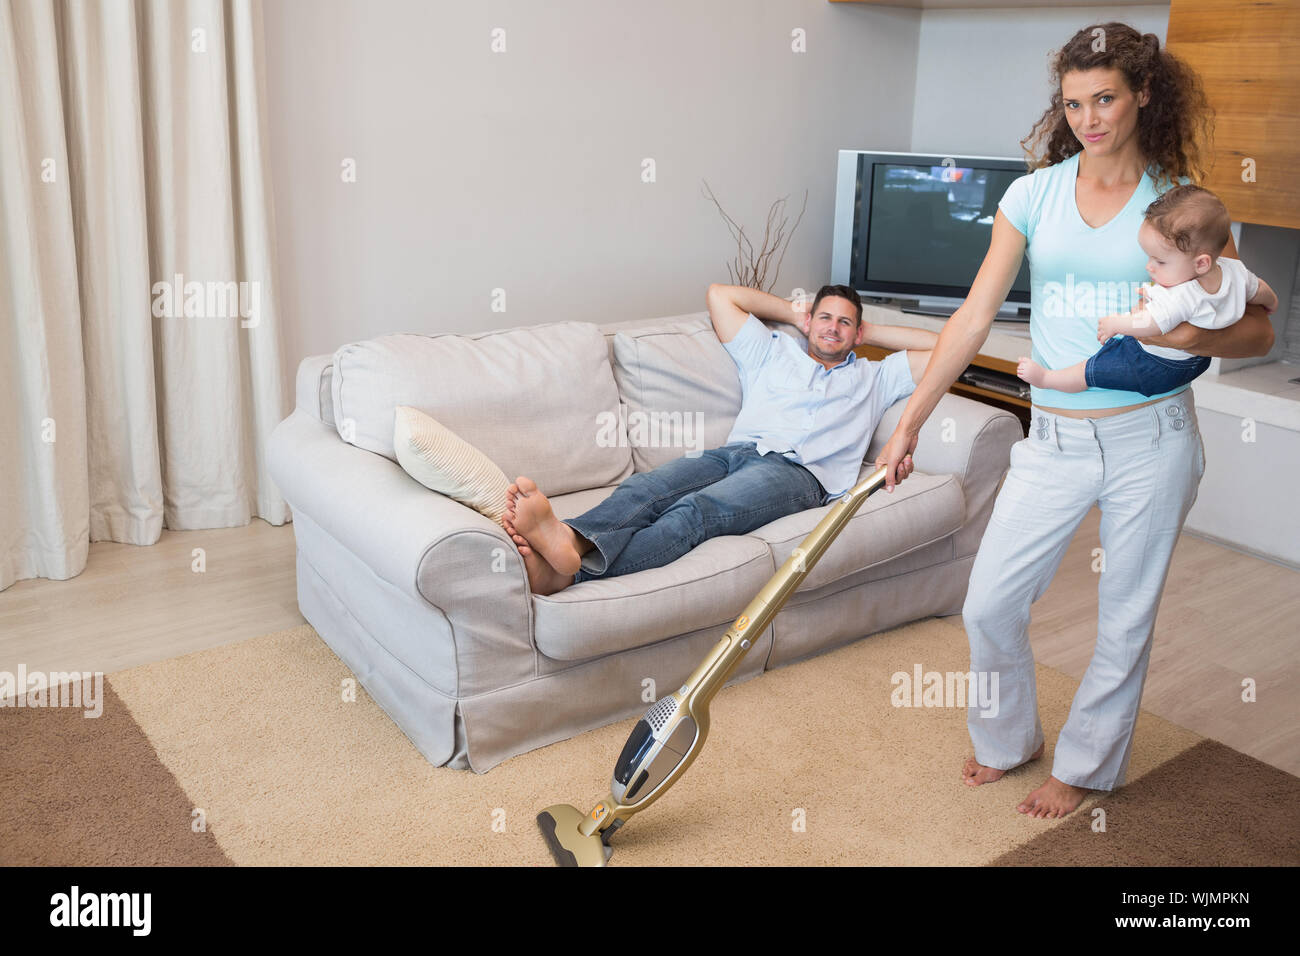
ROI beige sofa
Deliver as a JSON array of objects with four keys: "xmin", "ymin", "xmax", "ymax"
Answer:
[{"xmin": 267, "ymin": 309, "xmax": 1022, "ymax": 772}]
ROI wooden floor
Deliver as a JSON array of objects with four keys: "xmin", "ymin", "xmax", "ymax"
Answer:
[{"xmin": 2, "ymin": 512, "xmax": 1296, "ymax": 776}]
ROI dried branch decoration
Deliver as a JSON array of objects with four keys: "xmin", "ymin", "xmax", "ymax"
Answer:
[{"xmin": 702, "ymin": 180, "xmax": 808, "ymax": 293}]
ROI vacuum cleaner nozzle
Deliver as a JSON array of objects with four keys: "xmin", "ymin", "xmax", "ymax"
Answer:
[{"xmin": 536, "ymin": 804, "xmax": 613, "ymax": 867}]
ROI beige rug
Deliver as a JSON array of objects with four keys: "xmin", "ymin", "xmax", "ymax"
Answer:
[{"xmin": 3, "ymin": 616, "xmax": 1296, "ymax": 866}]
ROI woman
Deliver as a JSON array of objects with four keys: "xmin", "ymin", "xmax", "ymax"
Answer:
[{"xmin": 876, "ymin": 23, "xmax": 1274, "ymax": 819}]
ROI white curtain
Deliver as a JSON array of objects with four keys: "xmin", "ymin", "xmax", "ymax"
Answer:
[{"xmin": 0, "ymin": 0, "xmax": 288, "ymax": 592}]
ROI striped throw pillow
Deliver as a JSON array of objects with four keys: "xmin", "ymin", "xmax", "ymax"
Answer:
[{"xmin": 393, "ymin": 405, "xmax": 509, "ymax": 525}]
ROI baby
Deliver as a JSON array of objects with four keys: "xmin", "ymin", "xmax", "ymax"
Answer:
[{"xmin": 1017, "ymin": 184, "xmax": 1278, "ymax": 397}]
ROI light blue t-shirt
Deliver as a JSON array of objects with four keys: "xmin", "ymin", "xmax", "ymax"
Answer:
[
  {"xmin": 998, "ymin": 151, "xmax": 1193, "ymax": 410},
  {"xmin": 722, "ymin": 314, "xmax": 917, "ymax": 500}
]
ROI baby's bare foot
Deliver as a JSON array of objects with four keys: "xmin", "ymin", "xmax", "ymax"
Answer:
[
  {"xmin": 962, "ymin": 742, "xmax": 1045, "ymax": 787},
  {"xmin": 509, "ymin": 476, "xmax": 583, "ymax": 575}
]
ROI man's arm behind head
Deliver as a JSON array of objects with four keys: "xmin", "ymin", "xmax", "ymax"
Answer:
[
  {"xmin": 707, "ymin": 283, "xmax": 810, "ymax": 343},
  {"xmin": 861, "ymin": 322, "xmax": 940, "ymax": 355}
]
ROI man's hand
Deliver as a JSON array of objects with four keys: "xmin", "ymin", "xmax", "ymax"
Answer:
[
  {"xmin": 855, "ymin": 318, "xmax": 872, "ymax": 348},
  {"xmin": 875, "ymin": 426, "xmax": 918, "ymax": 493},
  {"xmin": 796, "ymin": 306, "xmax": 812, "ymax": 338}
]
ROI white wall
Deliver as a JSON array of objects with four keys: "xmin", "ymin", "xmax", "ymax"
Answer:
[
  {"xmin": 261, "ymin": 0, "xmax": 922, "ymax": 374},
  {"xmin": 263, "ymin": 0, "xmax": 1294, "ymax": 381},
  {"xmin": 909, "ymin": 4, "xmax": 1172, "ymax": 158}
]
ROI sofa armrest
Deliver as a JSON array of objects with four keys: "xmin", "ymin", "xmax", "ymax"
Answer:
[
  {"xmin": 268, "ymin": 410, "xmax": 534, "ymax": 674},
  {"xmin": 295, "ymin": 355, "xmax": 335, "ymax": 425},
  {"xmin": 867, "ymin": 392, "xmax": 1023, "ymax": 557}
]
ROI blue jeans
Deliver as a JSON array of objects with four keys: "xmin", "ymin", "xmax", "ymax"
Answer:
[
  {"xmin": 963, "ymin": 390, "xmax": 1205, "ymax": 790},
  {"xmin": 1084, "ymin": 334, "xmax": 1211, "ymax": 396},
  {"xmin": 566, "ymin": 442, "xmax": 827, "ymax": 583}
]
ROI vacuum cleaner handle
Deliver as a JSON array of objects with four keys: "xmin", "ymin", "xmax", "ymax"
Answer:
[
  {"xmin": 682, "ymin": 463, "xmax": 889, "ymax": 701},
  {"xmin": 578, "ymin": 464, "xmax": 891, "ymax": 840}
]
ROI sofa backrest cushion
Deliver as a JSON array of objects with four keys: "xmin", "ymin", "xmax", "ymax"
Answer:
[
  {"xmin": 607, "ymin": 312, "xmax": 810, "ymax": 472},
  {"xmin": 331, "ymin": 322, "xmax": 633, "ymax": 496}
]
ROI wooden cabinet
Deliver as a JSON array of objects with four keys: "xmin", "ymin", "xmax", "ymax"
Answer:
[{"xmin": 1166, "ymin": 0, "xmax": 1300, "ymax": 230}]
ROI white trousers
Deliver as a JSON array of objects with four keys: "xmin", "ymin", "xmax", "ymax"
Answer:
[{"xmin": 964, "ymin": 390, "xmax": 1206, "ymax": 790}]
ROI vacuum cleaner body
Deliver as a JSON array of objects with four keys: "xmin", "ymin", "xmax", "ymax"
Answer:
[{"xmin": 538, "ymin": 464, "xmax": 890, "ymax": 866}]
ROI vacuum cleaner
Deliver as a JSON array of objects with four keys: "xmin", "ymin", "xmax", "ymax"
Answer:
[{"xmin": 537, "ymin": 463, "xmax": 891, "ymax": 866}]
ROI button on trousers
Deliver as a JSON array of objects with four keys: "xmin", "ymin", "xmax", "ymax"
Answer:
[{"xmin": 963, "ymin": 390, "xmax": 1206, "ymax": 790}]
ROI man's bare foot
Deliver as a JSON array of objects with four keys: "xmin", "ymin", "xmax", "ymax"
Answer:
[
  {"xmin": 508, "ymin": 531, "xmax": 574, "ymax": 596},
  {"xmin": 962, "ymin": 743, "xmax": 1045, "ymax": 787},
  {"xmin": 1016, "ymin": 356, "xmax": 1047, "ymax": 388},
  {"xmin": 507, "ymin": 476, "xmax": 583, "ymax": 575},
  {"xmin": 1017, "ymin": 775, "xmax": 1090, "ymax": 819}
]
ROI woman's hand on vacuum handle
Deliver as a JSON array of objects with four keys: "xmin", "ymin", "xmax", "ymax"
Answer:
[{"xmin": 876, "ymin": 427, "xmax": 919, "ymax": 494}]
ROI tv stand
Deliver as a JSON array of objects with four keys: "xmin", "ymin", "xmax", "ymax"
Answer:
[{"xmin": 902, "ymin": 299, "xmax": 1030, "ymax": 322}]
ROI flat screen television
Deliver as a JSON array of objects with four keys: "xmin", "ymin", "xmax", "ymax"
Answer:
[{"xmin": 830, "ymin": 150, "xmax": 1033, "ymax": 320}]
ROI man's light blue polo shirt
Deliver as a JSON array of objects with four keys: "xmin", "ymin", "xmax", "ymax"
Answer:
[
  {"xmin": 998, "ymin": 151, "xmax": 1193, "ymax": 410},
  {"xmin": 722, "ymin": 314, "xmax": 917, "ymax": 500}
]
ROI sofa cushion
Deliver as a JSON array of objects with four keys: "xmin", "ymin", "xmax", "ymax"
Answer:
[
  {"xmin": 535, "ymin": 483, "xmax": 774, "ymax": 660},
  {"xmin": 745, "ymin": 463, "xmax": 965, "ymax": 592},
  {"xmin": 331, "ymin": 322, "xmax": 633, "ymax": 497},
  {"xmin": 531, "ymin": 533, "xmax": 776, "ymax": 661},
  {"xmin": 609, "ymin": 313, "xmax": 809, "ymax": 472}
]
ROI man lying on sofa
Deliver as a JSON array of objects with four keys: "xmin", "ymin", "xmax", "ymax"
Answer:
[{"xmin": 504, "ymin": 283, "xmax": 938, "ymax": 595}]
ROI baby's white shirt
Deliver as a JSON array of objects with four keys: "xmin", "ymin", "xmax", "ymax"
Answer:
[{"xmin": 1137, "ymin": 257, "xmax": 1261, "ymax": 361}]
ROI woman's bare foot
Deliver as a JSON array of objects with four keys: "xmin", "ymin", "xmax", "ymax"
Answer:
[
  {"xmin": 962, "ymin": 742, "xmax": 1045, "ymax": 787},
  {"xmin": 1017, "ymin": 775, "xmax": 1090, "ymax": 819},
  {"xmin": 506, "ymin": 476, "xmax": 583, "ymax": 575},
  {"xmin": 507, "ymin": 531, "xmax": 574, "ymax": 596}
]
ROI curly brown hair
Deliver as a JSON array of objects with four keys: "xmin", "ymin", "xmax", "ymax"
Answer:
[{"xmin": 1019, "ymin": 22, "xmax": 1214, "ymax": 191}]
